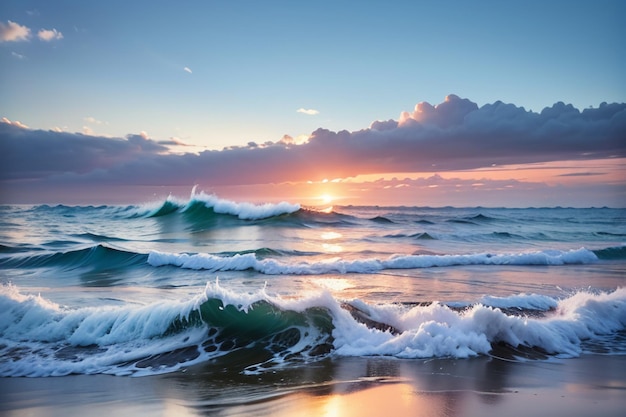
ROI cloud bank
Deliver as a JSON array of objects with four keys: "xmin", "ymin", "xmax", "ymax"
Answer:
[{"xmin": 1, "ymin": 95, "xmax": 625, "ymax": 193}]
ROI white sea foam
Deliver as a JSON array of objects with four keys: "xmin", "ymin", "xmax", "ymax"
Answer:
[
  {"xmin": 192, "ymin": 192, "xmax": 301, "ymax": 220},
  {"xmin": 331, "ymin": 288, "xmax": 626, "ymax": 359},
  {"xmin": 147, "ymin": 247, "xmax": 599, "ymax": 275},
  {"xmin": 0, "ymin": 284, "xmax": 212, "ymax": 377},
  {"xmin": 479, "ymin": 293, "xmax": 559, "ymax": 311},
  {"xmin": 1, "ymin": 283, "xmax": 624, "ymax": 377}
]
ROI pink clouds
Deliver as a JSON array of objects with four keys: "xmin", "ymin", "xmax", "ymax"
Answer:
[
  {"xmin": 0, "ymin": 21, "xmax": 31, "ymax": 42},
  {"xmin": 0, "ymin": 20, "xmax": 63, "ymax": 44},
  {"xmin": 0, "ymin": 20, "xmax": 63, "ymax": 43},
  {"xmin": 37, "ymin": 28, "xmax": 63, "ymax": 41}
]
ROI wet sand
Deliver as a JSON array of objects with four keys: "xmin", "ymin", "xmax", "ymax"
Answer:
[{"xmin": 1, "ymin": 354, "xmax": 625, "ymax": 417}]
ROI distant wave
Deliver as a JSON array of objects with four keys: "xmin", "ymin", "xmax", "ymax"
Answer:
[
  {"xmin": 129, "ymin": 192, "xmax": 301, "ymax": 221},
  {"xmin": 369, "ymin": 216, "xmax": 395, "ymax": 224},
  {"xmin": 1, "ymin": 283, "xmax": 624, "ymax": 377},
  {"xmin": 385, "ymin": 232, "xmax": 437, "ymax": 240},
  {"xmin": 113, "ymin": 193, "xmax": 370, "ymax": 230},
  {"xmin": 148, "ymin": 247, "xmax": 600, "ymax": 275}
]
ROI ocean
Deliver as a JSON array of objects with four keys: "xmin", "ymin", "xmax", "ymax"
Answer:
[{"xmin": 1, "ymin": 192, "xmax": 625, "ymax": 414}]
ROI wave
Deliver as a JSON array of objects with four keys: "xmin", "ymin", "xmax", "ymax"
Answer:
[
  {"xmin": 369, "ymin": 216, "xmax": 395, "ymax": 224},
  {"xmin": 129, "ymin": 193, "xmax": 301, "ymax": 221},
  {"xmin": 118, "ymin": 193, "xmax": 364, "ymax": 231},
  {"xmin": 148, "ymin": 247, "xmax": 600, "ymax": 275},
  {"xmin": 0, "ymin": 244, "xmax": 147, "ymax": 271},
  {"xmin": 0, "ymin": 243, "xmax": 37, "ymax": 254},
  {"xmin": 595, "ymin": 231, "xmax": 626, "ymax": 237},
  {"xmin": 0, "ymin": 282, "xmax": 332, "ymax": 377},
  {"xmin": 1, "ymin": 283, "xmax": 624, "ymax": 377},
  {"xmin": 384, "ymin": 232, "xmax": 437, "ymax": 240},
  {"xmin": 593, "ymin": 245, "xmax": 626, "ymax": 260}
]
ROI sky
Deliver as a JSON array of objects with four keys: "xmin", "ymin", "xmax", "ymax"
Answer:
[{"xmin": 1, "ymin": 0, "xmax": 625, "ymax": 207}]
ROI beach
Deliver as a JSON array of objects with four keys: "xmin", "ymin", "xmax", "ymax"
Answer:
[{"xmin": 2, "ymin": 354, "xmax": 625, "ymax": 417}]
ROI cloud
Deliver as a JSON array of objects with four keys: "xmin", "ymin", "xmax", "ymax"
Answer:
[
  {"xmin": 0, "ymin": 21, "xmax": 31, "ymax": 42},
  {"xmin": 184, "ymin": 67, "xmax": 192, "ymax": 74},
  {"xmin": 557, "ymin": 172, "xmax": 605, "ymax": 177},
  {"xmin": 1, "ymin": 95, "xmax": 625, "ymax": 195},
  {"xmin": 297, "ymin": 108, "xmax": 319, "ymax": 115},
  {"xmin": 84, "ymin": 116, "xmax": 104, "ymax": 125},
  {"xmin": 37, "ymin": 28, "xmax": 63, "ymax": 41},
  {"xmin": 0, "ymin": 120, "xmax": 167, "ymax": 181},
  {"xmin": 11, "ymin": 51, "xmax": 26, "ymax": 59},
  {"xmin": 1, "ymin": 117, "xmax": 28, "ymax": 129}
]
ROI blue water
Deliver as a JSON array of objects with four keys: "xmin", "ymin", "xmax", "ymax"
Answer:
[{"xmin": 1, "ymin": 193, "xmax": 625, "ymax": 377}]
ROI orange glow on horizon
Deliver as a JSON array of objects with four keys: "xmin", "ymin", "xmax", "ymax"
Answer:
[{"xmin": 203, "ymin": 157, "xmax": 625, "ymax": 208}]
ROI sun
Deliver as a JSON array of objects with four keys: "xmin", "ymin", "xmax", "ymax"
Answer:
[{"xmin": 320, "ymin": 194, "xmax": 333, "ymax": 205}]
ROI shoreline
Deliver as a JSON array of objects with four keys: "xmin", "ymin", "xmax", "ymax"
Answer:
[{"xmin": 2, "ymin": 354, "xmax": 625, "ymax": 417}]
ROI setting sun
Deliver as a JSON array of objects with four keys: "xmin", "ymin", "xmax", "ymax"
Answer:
[{"xmin": 320, "ymin": 194, "xmax": 333, "ymax": 205}]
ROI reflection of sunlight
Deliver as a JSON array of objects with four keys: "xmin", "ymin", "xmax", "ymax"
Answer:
[
  {"xmin": 321, "ymin": 231, "xmax": 342, "ymax": 240},
  {"xmin": 322, "ymin": 243, "xmax": 343, "ymax": 253},
  {"xmin": 315, "ymin": 278, "xmax": 354, "ymax": 291},
  {"xmin": 317, "ymin": 383, "xmax": 442, "ymax": 417},
  {"xmin": 322, "ymin": 395, "xmax": 341, "ymax": 417}
]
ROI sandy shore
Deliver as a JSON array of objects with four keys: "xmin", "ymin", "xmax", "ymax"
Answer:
[{"xmin": 2, "ymin": 354, "xmax": 625, "ymax": 417}]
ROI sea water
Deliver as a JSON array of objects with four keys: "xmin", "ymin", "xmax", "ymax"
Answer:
[{"xmin": 1, "ymin": 192, "xmax": 625, "ymax": 377}]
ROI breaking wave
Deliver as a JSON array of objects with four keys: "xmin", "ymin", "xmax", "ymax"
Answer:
[
  {"xmin": 1, "ymin": 283, "xmax": 624, "ymax": 377},
  {"xmin": 148, "ymin": 247, "xmax": 601, "ymax": 275}
]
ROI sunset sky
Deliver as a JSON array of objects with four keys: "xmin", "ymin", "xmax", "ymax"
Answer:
[{"xmin": 1, "ymin": 0, "xmax": 625, "ymax": 207}]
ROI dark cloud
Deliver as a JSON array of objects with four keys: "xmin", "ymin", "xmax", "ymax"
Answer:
[
  {"xmin": 0, "ymin": 124, "xmax": 167, "ymax": 180},
  {"xmin": 557, "ymin": 172, "xmax": 605, "ymax": 177},
  {"xmin": 1, "ymin": 95, "xmax": 625, "ymax": 191}
]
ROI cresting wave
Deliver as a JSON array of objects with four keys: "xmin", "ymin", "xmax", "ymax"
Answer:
[
  {"xmin": 148, "ymin": 247, "xmax": 603, "ymax": 275},
  {"xmin": 1, "ymin": 283, "xmax": 625, "ymax": 377},
  {"xmin": 127, "ymin": 191, "xmax": 301, "ymax": 221}
]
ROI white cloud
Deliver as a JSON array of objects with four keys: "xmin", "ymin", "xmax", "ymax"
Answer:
[
  {"xmin": 0, "ymin": 21, "xmax": 31, "ymax": 42},
  {"xmin": 1, "ymin": 117, "xmax": 29, "ymax": 129},
  {"xmin": 11, "ymin": 51, "xmax": 26, "ymax": 59},
  {"xmin": 84, "ymin": 116, "xmax": 103, "ymax": 125},
  {"xmin": 38, "ymin": 28, "xmax": 63, "ymax": 41},
  {"xmin": 297, "ymin": 108, "xmax": 319, "ymax": 115},
  {"xmin": 184, "ymin": 67, "xmax": 192, "ymax": 74}
]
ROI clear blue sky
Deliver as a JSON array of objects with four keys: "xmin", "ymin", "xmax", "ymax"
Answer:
[{"xmin": 2, "ymin": 0, "xmax": 625, "ymax": 149}]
